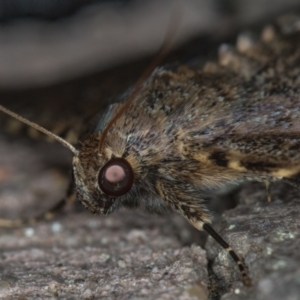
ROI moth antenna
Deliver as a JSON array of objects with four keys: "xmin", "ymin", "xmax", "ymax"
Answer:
[
  {"xmin": 98, "ymin": 7, "xmax": 183, "ymax": 152},
  {"xmin": 0, "ymin": 104, "xmax": 78, "ymax": 155}
]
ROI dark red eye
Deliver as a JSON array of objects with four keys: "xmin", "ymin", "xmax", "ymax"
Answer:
[{"xmin": 98, "ymin": 157, "xmax": 134, "ymax": 196}]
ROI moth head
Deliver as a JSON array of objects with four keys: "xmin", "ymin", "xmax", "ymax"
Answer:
[{"xmin": 72, "ymin": 132, "xmax": 136, "ymax": 215}]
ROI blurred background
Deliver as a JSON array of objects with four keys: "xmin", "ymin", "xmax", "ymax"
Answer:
[{"xmin": 0, "ymin": 0, "xmax": 299, "ymax": 89}]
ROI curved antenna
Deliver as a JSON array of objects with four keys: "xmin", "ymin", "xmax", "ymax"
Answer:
[
  {"xmin": 0, "ymin": 104, "xmax": 78, "ymax": 155},
  {"xmin": 98, "ymin": 7, "xmax": 183, "ymax": 152}
]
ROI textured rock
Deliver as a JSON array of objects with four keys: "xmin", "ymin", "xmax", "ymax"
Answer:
[
  {"xmin": 0, "ymin": 211, "xmax": 208, "ymax": 299},
  {"xmin": 206, "ymin": 182, "xmax": 300, "ymax": 299}
]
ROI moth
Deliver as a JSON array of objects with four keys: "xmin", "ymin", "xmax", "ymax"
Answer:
[{"xmin": 1, "ymin": 13, "xmax": 300, "ymax": 287}]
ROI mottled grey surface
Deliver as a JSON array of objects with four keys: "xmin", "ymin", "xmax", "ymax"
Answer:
[
  {"xmin": 0, "ymin": 213, "xmax": 207, "ymax": 299},
  {"xmin": 206, "ymin": 183, "xmax": 300, "ymax": 299}
]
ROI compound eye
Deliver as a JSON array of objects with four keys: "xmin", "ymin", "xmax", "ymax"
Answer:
[{"xmin": 98, "ymin": 157, "xmax": 134, "ymax": 196}]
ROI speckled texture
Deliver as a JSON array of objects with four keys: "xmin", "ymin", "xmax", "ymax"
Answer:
[
  {"xmin": 0, "ymin": 214, "xmax": 207, "ymax": 299},
  {"xmin": 206, "ymin": 182, "xmax": 300, "ymax": 299}
]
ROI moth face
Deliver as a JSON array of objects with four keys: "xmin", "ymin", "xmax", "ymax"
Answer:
[{"xmin": 72, "ymin": 137, "xmax": 134, "ymax": 215}]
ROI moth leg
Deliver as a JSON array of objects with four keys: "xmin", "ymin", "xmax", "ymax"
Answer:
[
  {"xmin": 202, "ymin": 222, "xmax": 252, "ymax": 287},
  {"xmin": 156, "ymin": 180, "xmax": 252, "ymax": 286},
  {"xmin": 264, "ymin": 180, "xmax": 272, "ymax": 202},
  {"xmin": 0, "ymin": 181, "xmax": 75, "ymax": 228}
]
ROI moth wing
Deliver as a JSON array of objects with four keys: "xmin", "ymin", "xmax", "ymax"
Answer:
[{"xmin": 182, "ymin": 94, "xmax": 300, "ymax": 179}]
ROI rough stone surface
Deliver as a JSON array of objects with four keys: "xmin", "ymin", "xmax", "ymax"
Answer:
[{"xmin": 206, "ymin": 183, "xmax": 300, "ymax": 299}]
